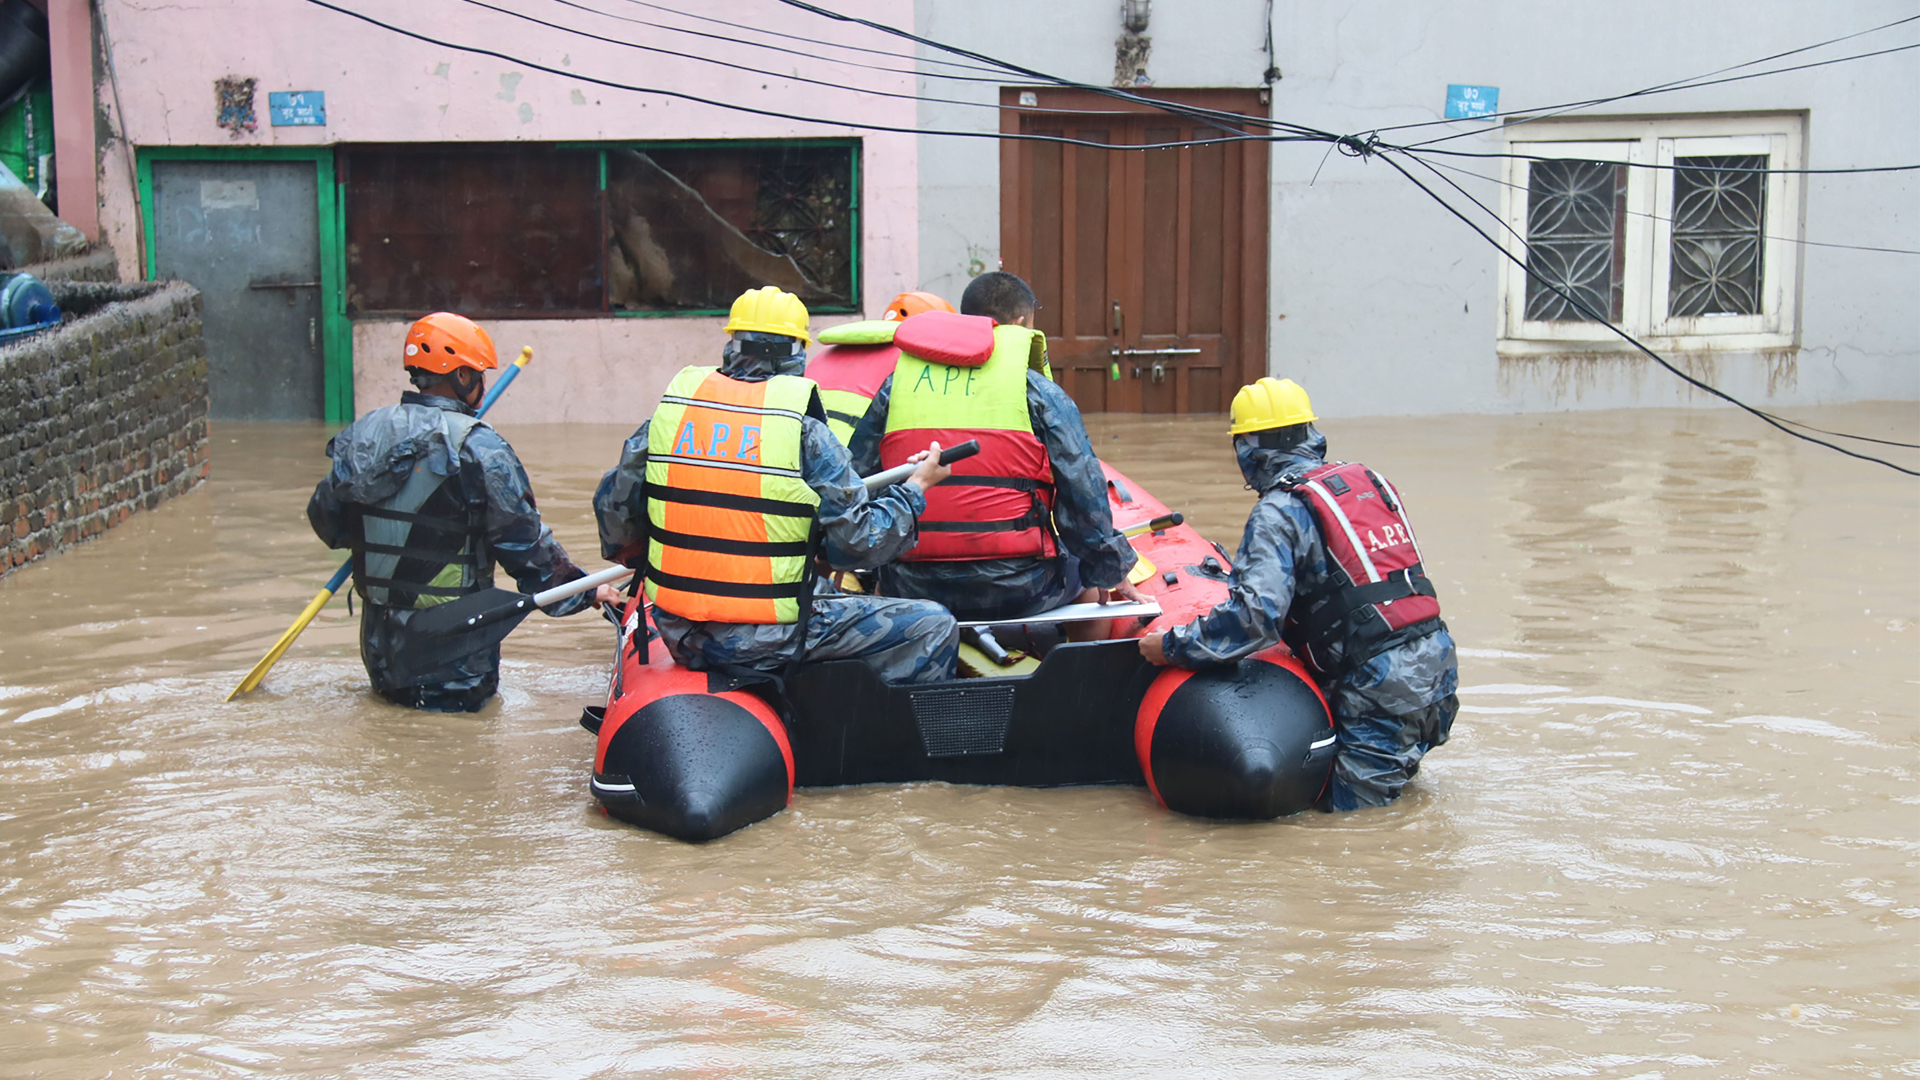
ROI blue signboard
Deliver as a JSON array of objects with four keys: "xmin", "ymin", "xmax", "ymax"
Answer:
[
  {"xmin": 1444, "ymin": 84, "xmax": 1499, "ymax": 120},
  {"xmin": 268, "ymin": 91, "xmax": 326, "ymax": 127}
]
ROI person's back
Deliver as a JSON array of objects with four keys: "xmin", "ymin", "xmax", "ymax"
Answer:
[
  {"xmin": 308, "ymin": 313, "xmax": 599, "ymax": 712},
  {"xmin": 807, "ymin": 291, "xmax": 954, "ymax": 445},
  {"xmin": 848, "ymin": 272, "xmax": 1140, "ymax": 622},
  {"xmin": 594, "ymin": 287, "xmax": 960, "ymax": 685},
  {"xmin": 1140, "ymin": 379, "xmax": 1458, "ymax": 809}
]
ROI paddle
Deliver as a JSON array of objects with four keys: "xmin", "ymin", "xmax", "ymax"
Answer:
[
  {"xmin": 405, "ymin": 440, "xmax": 983, "ymax": 655},
  {"xmin": 225, "ymin": 346, "xmax": 534, "ymax": 700},
  {"xmin": 1120, "ymin": 511, "xmax": 1183, "ymax": 538}
]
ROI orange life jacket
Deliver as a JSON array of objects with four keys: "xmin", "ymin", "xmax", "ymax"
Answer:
[{"xmin": 643, "ymin": 367, "xmax": 822, "ymax": 624}]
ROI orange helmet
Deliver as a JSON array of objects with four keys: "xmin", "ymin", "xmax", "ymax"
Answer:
[
  {"xmin": 404, "ymin": 312, "xmax": 498, "ymax": 373},
  {"xmin": 882, "ymin": 290, "xmax": 955, "ymax": 321}
]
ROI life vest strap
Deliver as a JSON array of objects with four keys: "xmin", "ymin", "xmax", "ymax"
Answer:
[
  {"xmin": 356, "ymin": 539, "xmax": 483, "ymax": 565},
  {"xmin": 645, "ymin": 567, "xmax": 813, "ymax": 601},
  {"xmin": 356, "ymin": 506, "xmax": 468, "ymax": 532},
  {"xmin": 658, "ymin": 394, "xmax": 805, "ymax": 422},
  {"xmin": 649, "ymin": 483, "xmax": 818, "ymax": 519},
  {"xmin": 917, "ymin": 497, "xmax": 1050, "ymax": 533},
  {"xmin": 825, "ymin": 409, "xmax": 864, "ymax": 430},
  {"xmin": 650, "ymin": 527, "xmax": 812, "ymax": 558},
  {"xmin": 1297, "ymin": 565, "xmax": 1435, "ymax": 642},
  {"xmin": 940, "ymin": 475, "xmax": 1049, "ymax": 492},
  {"xmin": 353, "ymin": 574, "xmax": 470, "ymax": 598}
]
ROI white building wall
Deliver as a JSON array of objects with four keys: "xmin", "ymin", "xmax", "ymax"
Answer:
[{"xmin": 914, "ymin": 0, "xmax": 1920, "ymax": 416}]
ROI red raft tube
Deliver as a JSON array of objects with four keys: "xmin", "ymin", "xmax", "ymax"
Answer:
[{"xmin": 581, "ymin": 464, "xmax": 1335, "ymax": 842}]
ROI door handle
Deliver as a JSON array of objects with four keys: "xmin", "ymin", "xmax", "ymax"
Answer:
[
  {"xmin": 309, "ymin": 317, "xmax": 317, "ymax": 349},
  {"xmin": 249, "ymin": 279, "xmax": 320, "ymax": 289},
  {"xmin": 1111, "ymin": 300, "xmax": 1122, "ymax": 337}
]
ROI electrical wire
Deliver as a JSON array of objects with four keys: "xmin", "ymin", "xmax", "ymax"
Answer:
[
  {"xmin": 601, "ymin": 0, "xmax": 1008, "ymax": 75},
  {"xmin": 766, "ymin": 0, "xmax": 1334, "ymax": 143},
  {"xmin": 1415, "ymin": 154, "xmax": 1920, "ymax": 257},
  {"xmin": 538, "ymin": 0, "xmax": 1010, "ymax": 84},
  {"xmin": 453, "ymin": 0, "xmax": 1040, "ymax": 114},
  {"xmin": 305, "ymin": 0, "xmax": 1917, "ymax": 470},
  {"xmin": 485, "ymin": 0, "xmax": 1292, "ymax": 123},
  {"xmin": 1376, "ymin": 147, "xmax": 1918, "ymax": 475},
  {"xmin": 1403, "ymin": 39, "xmax": 1920, "ymax": 150},
  {"xmin": 300, "ymin": 0, "xmax": 1305, "ymax": 152},
  {"xmin": 1374, "ymin": 13, "xmax": 1920, "ymax": 144},
  {"xmin": 1402, "ymin": 145, "xmax": 1920, "ymax": 176}
]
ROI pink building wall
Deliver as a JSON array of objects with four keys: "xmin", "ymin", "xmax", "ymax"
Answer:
[{"xmin": 85, "ymin": 0, "xmax": 921, "ymax": 424}]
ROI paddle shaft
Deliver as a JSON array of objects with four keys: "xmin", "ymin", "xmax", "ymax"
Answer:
[
  {"xmin": 419, "ymin": 440, "xmax": 988, "ymax": 639},
  {"xmin": 1120, "ymin": 512, "xmax": 1183, "ymax": 539},
  {"xmin": 226, "ymin": 347, "xmax": 534, "ymax": 699},
  {"xmin": 861, "ymin": 439, "xmax": 980, "ymax": 491}
]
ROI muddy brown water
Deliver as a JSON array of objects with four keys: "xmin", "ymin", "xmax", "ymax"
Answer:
[{"xmin": 0, "ymin": 403, "xmax": 1914, "ymax": 1078}]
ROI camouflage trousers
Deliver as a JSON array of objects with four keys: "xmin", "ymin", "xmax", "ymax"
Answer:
[
  {"xmin": 653, "ymin": 593, "xmax": 959, "ymax": 686},
  {"xmin": 1319, "ymin": 628, "xmax": 1459, "ymax": 811}
]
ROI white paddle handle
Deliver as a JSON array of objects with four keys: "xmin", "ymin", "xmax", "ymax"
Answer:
[{"xmin": 532, "ymin": 564, "xmax": 634, "ymax": 608}]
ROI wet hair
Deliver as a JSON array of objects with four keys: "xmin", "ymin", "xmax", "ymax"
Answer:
[{"xmin": 960, "ymin": 271, "xmax": 1037, "ymax": 324}]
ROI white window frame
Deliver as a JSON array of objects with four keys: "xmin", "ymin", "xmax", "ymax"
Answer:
[{"xmin": 1496, "ymin": 114, "xmax": 1804, "ymax": 356}]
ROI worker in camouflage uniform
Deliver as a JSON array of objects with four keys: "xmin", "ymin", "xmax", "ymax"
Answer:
[
  {"xmin": 847, "ymin": 272, "xmax": 1141, "ymax": 625},
  {"xmin": 1140, "ymin": 378, "xmax": 1458, "ymax": 810},
  {"xmin": 308, "ymin": 313, "xmax": 616, "ymax": 712},
  {"xmin": 594, "ymin": 287, "xmax": 959, "ymax": 685}
]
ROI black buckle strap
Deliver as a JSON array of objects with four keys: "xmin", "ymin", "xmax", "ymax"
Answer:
[
  {"xmin": 650, "ymin": 484, "xmax": 817, "ymax": 519},
  {"xmin": 651, "ymin": 527, "xmax": 811, "ymax": 558},
  {"xmin": 356, "ymin": 506, "xmax": 469, "ymax": 532},
  {"xmin": 1300, "ymin": 566, "xmax": 1432, "ymax": 641},
  {"xmin": 645, "ymin": 567, "xmax": 812, "ymax": 600},
  {"xmin": 939, "ymin": 475, "xmax": 1045, "ymax": 492},
  {"xmin": 356, "ymin": 574, "xmax": 469, "ymax": 598},
  {"xmin": 825, "ymin": 409, "xmax": 864, "ymax": 429}
]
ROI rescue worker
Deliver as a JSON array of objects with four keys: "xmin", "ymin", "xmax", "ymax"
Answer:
[
  {"xmin": 808, "ymin": 290, "xmax": 956, "ymax": 445},
  {"xmin": 847, "ymin": 271, "xmax": 1143, "ymax": 625},
  {"xmin": 308, "ymin": 313, "xmax": 615, "ymax": 712},
  {"xmin": 593, "ymin": 286, "xmax": 960, "ymax": 685},
  {"xmin": 1139, "ymin": 378, "xmax": 1459, "ymax": 811}
]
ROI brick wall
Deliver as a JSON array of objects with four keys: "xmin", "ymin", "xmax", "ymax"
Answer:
[{"xmin": 0, "ymin": 280, "xmax": 209, "ymax": 575}]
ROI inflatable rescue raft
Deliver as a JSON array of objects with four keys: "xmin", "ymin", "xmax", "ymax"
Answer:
[{"xmin": 581, "ymin": 464, "xmax": 1336, "ymax": 842}]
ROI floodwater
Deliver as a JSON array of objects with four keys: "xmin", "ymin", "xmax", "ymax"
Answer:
[{"xmin": 0, "ymin": 402, "xmax": 1914, "ymax": 1078}]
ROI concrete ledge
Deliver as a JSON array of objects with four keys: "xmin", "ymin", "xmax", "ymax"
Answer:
[{"xmin": 0, "ymin": 279, "xmax": 208, "ymax": 575}]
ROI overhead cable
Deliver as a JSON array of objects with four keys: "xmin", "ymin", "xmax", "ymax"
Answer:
[
  {"xmin": 1374, "ymin": 13, "xmax": 1920, "ymax": 144},
  {"xmin": 304, "ymin": 0, "xmax": 1916, "ymax": 471},
  {"xmin": 539, "ymin": 0, "xmax": 1009, "ymax": 83},
  {"xmin": 300, "ymin": 0, "xmax": 1297, "ymax": 152},
  {"xmin": 1414, "ymin": 155, "xmax": 1920, "ymax": 258},
  {"xmin": 1376, "ymin": 148, "xmax": 1918, "ymax": 475}
]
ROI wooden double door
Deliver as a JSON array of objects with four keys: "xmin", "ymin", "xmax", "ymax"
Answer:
[{"xmin": 1000, "ymin": 88, "xmax": 1270, "ymax": 415}]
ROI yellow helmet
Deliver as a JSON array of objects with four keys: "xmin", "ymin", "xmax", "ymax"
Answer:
[
  {"xmin": 1229, "ymin": 377, "xmax": 1317, "ymax": 435},
  {"xmin": 723, "ymin": 286, "xmax": 811, "ymax": 346}
]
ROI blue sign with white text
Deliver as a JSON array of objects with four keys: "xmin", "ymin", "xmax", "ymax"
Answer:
[
  {"xmin": 268, "ymin": 91, "xmax": 326, "ymax": 127},
  {"xmin": 1444, "ymin": 84, "xmax": 1499, "ymax": 120}
]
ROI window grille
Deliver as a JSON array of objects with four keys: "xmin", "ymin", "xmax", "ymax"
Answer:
[
  {"xmin": 343, "ymin": 141, "xmax": 860, "ymax": 317},
  {"xmin": 1523, "ymin": 159, "xmax": 1627, "ymax": 323},
  {"xmin": 1668, "ymin": 155, "xmax": 1766, "ymax": 317}
]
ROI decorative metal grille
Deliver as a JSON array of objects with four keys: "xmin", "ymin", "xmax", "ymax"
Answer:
[
  {"xmin": 1524, "ymin": 159, "xmax": 1626, "ymax": 322},
  {"xmin": 1669, "ymin": 155, "xmax": 1766, "ymax": 317},
  {"xmin": 746, "ymin": 149, "xmax": 855, "ymax": 306}
]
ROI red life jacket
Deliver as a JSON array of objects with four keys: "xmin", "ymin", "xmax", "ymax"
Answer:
[
  {"xmin": 1280, "ymin": 461, "xmax": 1443, "ymax": 674},
  {"xmin": 879, "ymin": 312, "xmax": 1057, "ymax": 561},
  {"xmin": 807, "ymin": 342, "xmax": 900, "ymax": 445}
]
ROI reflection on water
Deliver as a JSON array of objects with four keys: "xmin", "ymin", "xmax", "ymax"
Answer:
[{"xmin": 0, "ymin": 403, "xmax": 1914, "ymax": 1077}]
